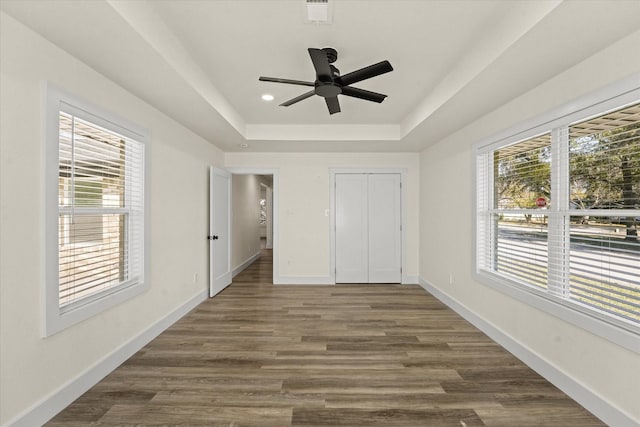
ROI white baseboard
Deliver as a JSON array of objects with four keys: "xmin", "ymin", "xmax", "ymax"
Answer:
[
  {"xmin": 402, "ymin": 275, "xmax": 419, "ymax": 284},
  {"xmin": 418, "ymin": 277, "xmax": 638, "ymax": 427},
  {"xmin": 4, "ymin": 290, "xmax": 208, "ymax": 427},
  {"xmin": 232, "ymin": 251, "xmax": 261, "ymax": 278},
  {"xmin": 274, "ymin": 276, "xmax": 334, "ymax": 285},
  {"xmin": 273, "ymin": 276, "xmax": 418, "ymax": 286}
]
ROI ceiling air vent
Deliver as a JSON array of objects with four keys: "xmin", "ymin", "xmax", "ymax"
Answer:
[{"xmin": 305, "ymin": 0, "xmax": 332, "ymax": 24}]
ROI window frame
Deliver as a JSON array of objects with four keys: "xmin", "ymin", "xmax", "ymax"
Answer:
[
  {"xmin": 473, "ymin": 74, "xmax": 640, "ymax": 353},
  {"xmin": 44, "ymin": 83, "xmax": 149, "ymax": 337}
]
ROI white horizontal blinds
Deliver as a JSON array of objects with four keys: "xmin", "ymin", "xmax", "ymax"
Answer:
[
  {"xmin": 476, "ymin": 152, "xmax": 493, "ymax": 273},
  {"xmin": 547, "ymin": 127, "xmax": 570, "ymax": 299},
  {"xmin": 491, "ymin": 134, "xmax": 552, "ymax": 289},
  {"xmin": 567, "ymin": 103, "xmax": 640, "ymax": 323},
  {"xmin": 494, "ymin": 134, "xmax": 551, "ymax": 209},
  {"xmin": 58, "ymin": 111, "xmax": 144, "ymax": 309},
  {"xmin": 476, "ymin": 93, "xmax": 640, "ymax": 336}
]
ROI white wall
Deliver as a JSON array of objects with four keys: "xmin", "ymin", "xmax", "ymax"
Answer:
[
  {"xmin": 419, "ymin": 30, "xmax": 640, "ymax": 424},
  {"xmin": 225, "ymin": 153, "xmax": 419, "ymax": 283},
  {"xmin": 0, "ymin": 13, "xmax": 224, "ymax": 425},
  {"xmin": 231, "ymin": 174, "xmax": 262, "ymax": 270},
  {"xmin": 3, "ymin": 5, "xmax": 636, "ymax": 425}
]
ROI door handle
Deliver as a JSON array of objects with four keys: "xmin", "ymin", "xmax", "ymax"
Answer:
[{"xmin": 207, "ymin": 235, "xmax": 219, "ymax": 240}]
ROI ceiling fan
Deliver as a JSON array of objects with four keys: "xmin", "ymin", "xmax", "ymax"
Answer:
[{"xmin": 259, "ymin": 47, "xmax": 393, "ymax": 115}]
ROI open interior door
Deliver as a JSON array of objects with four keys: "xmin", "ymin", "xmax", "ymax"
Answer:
[{"xmin": 209, "ymin": 166, "xmax": 231, "ymax": 297}]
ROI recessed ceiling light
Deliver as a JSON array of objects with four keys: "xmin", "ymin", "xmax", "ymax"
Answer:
[{"xmin": 261, "ymin": 94, "xmax": 274, "ymax": 101}]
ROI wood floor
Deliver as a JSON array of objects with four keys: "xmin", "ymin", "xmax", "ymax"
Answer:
[{"xmin": 46, "ymin": 249, "xmax": 604, "ymax": 426}]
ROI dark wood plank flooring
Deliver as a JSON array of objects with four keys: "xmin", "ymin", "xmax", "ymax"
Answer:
[{"xmin": 46, "ymin": 249, "xmax": 604, "ymax": 426}]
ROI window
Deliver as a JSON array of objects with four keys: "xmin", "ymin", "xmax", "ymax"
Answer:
[
  {"xmin": 476, "ymin": 93, "xmax": 640, "ymax": 344},
  {"xmin": 45, "ymin": 85, "xmax": 147, "ymax": 335}
]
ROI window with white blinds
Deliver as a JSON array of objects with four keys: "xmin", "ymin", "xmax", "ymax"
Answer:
[
  {"xmin": 58, "ymin": 111, "xmax": 144, "ymax": 308},
  {"xmin": 45, "ymin": 85, "xmax": 147, "ymax": 335},
  {"xmin": 476, "ymin": 101, "xmax": 640, "ymax": 336}
]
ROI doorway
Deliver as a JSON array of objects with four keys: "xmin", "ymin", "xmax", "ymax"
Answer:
[
  {"xmin": 260, "ymin": 181, "xmax": 273, "ymax": 249},
  {"xmin": 227, "ymin": 168, "xmax": 279, "ymax": 284}
]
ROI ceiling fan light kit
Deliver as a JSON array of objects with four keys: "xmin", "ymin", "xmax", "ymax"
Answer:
[{"xmin": 259, "ymin": 47, "xmax": 393, "ymax": 115}]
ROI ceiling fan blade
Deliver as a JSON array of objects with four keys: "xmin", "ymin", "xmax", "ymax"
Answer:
[
  {"xmin": 308, "ymin": 48, "xmax": 333, "ymax": 82},
  {"xmin": 325, "ymin": 96, "xmax": 341, "ymax": 115},
  {"xmin": 280, "ymin": 90, "xmax": 315, "ymax": 107},
  {"xmin": 341, "ymin": 86, "xmax": 388, "ymax": 103},
  {"xmin": 339, "ymin": 60, "xmax": 393, "ymax": 86},
  {"xmin": 259, "ymin": 76, "xmax": 315, "ymax": 87}
]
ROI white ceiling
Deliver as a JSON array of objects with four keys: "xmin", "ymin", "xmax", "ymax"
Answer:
[{"xmin": 2, "ymin": 0, "xmax": 639, "ymax": 152}]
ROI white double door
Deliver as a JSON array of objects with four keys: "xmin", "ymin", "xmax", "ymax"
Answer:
[{"xmin": 335, "ymin": 173, "xmax": 402, "ymax": 283}]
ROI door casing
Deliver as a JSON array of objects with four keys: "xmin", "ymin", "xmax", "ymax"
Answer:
[{"xmin": 226, "ymin": 167, "xmax": 280, "ymax": 284}]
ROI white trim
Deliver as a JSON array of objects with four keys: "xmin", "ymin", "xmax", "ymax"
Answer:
[
  {"xmin": 272, "ymin": 276, "xmax": 420, "ymax": 286},
  {"xmin": 418, "ymin": 277, "xmax": 638, "ymax": 427},
  {"xmin": 274, "ymin": 276, "xmax": 335, "ymax": 285},
  {"xmin": 472, "ymin": 75, "xmax": 640, "ymax": 349},
  {"xmin": 403, "ymin": 275, "xmax": 419, "ymax": 285},
  {"xmin": 329, "ymin": 167, "xmax": 408, "ymax": 284},
  {"xmin": 225, "ymin": 167, "xmax": 280, "ymax": 284},
  {"xmin": 474, "ymin": 270, "xmax": 639, "ymax": 353},
  {"xmin": 43, "ymin": 82, "xmax": 149, "ymax": 337},
  {"xmin": 3, "ymin": 290, "xmax": 208, "ymax": 427},
  {"xmin": 245, "ymin": 124, "xmax": 401, "ymax": 141},
  {"xmin": 232, "ymin": 251, "xmax": 261, "ymax": 278}
]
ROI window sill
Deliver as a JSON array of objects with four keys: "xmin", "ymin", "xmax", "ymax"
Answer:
[
  {"xmin": 474, "ymin": 270, "xmax": 640, "ymax": 354},
  {"xmin": 44, "ymin": 280, "xmax": 148, "ymax": 337}
]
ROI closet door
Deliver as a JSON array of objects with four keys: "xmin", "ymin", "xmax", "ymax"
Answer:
[
  {"xmin": 335, "ymin": 173, "xmax": 401, "ymax": 283},
  {"xmin": 335, "ymin": 174, "xmax": 369, "ymax": 283},
  {"xmin": 368, "ymin": 174, "xmax": 402, "ymax": 283}
]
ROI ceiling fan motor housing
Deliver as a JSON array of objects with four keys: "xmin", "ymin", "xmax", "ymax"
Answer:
[
  {"xmin": 258, "ymin": 47, "xmax": 393, "ymax": 114},
  {"xmin": 315, "ymin": 81, "xmax": 342, "ymax": 98}
]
